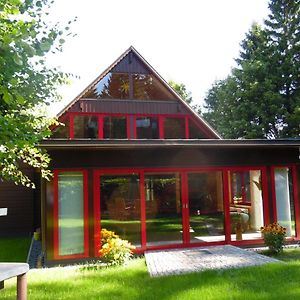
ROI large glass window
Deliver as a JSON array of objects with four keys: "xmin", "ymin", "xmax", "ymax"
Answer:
[
  {"xmin": 136, "ymin": 117, "xmax": 159, "ymax": 139},
  {"xmin": 57, "ymin": 172, "xmax": 85, "ymax": 256},
  {"xmin": 274, "ymin": 167, "xmax": 296, "ymax": 237},
  {"xmin": 145, "ymin": 173, "xmax": 182, "ymax": 246},
  {"xmin": 133, "ymin": 74, "xmax": 175, "ymax": 100},
  {"xmin": 51, "ymin": 118, "xmax": 70, "ymax": 138},
  {"xmin": 73, "ymin": 116, "xmax": 98, "ymax": 138},
  {"xmin": 84, "ymin": 73, "xmax": 130, "ymax": 99},
  {"xmin": 188, "ymin": 172, "xmax": 225, "ymax": 243},
  {"xmin": 229, "ymin": 170, "xmax": 264, "ymax": 241},
  {"xmin": 164, "ymin": 117, "xmax": 185, "ymax": 139},
  {"xmin": 189, "ymin": 120, "xmax": 205, "ymax": 139},
  {"xmin": 104, "ymin": 116, "xmax": 127, "ymax": 139},
  {"xmin": 100, "ymin": 174, "xmax": 141, "ymax": 247}
]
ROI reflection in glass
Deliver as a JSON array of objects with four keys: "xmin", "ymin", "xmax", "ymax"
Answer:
[
  {"xmin": 51, "ymin": 118, "xmax": 70, "ymax": 138},
  {"xmin": 133, "ymin": 74, "xmax": 175, "ymax": 100},
  {"xmin": 84, "ymin": 73, "xmax": 130, "ymax": 99},
  {"xmin": 189, "ymin": 120, "xmax": 205, "ymax": 139},
  {"xmin": 274, "ymin": 168, "xmax": 296, "ymax": 237},
  {"xmin": 136, "ymin": 117, "xmax": 159, "ymax": 139},
  {"xmin": 145, "ymin": 174, "xmax": 182, "ymax": 246},
  {"xmin": 164, "ymin": 118, "xmax": 185, "ymax": 139},
  {"xmin": 58, "ymin": 172, "xmax": 84, "ymax": 256},
  {"xmin": 188, "ymin": 172, "xmax": 225, "ymax": 243},
  {"xmin": 74, "ymin": 116, "xmax": 98, "ymax": 138},
  {"xmin": 229, "ymin": 170, "xmax": 264, "ymax": 241},
  {"xmin": 104, "ymin": 116, "xmax": 127, "ymax": 138},
  {"xmin": 100, "ymin": 175, "xmax": 141, "ymax": 247}
]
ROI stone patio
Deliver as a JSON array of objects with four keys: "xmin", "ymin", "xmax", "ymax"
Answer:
[{"xmin": 145, "ymin": 245, "xmax": 281, "ymax": 277}]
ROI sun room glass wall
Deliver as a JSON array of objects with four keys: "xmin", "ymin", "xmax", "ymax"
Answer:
[
  {"xmin": 229, "ymin": 170, "xmax": 264, "ymax": 241},
  {"xmin": 188, "ymin": 172, "xmax": 225, "ymax": 243},
  {"xmin": 57, "ymin": 172, "xmax": 85, "ymax": 256},
  {"xmin": 274, "ymin": 167, "xmax": 296, "ymax": 237},
  {"xmin": 99, "ymin": 175, "xmax": 141, "ymax": 247},
  {"xmin": 145, "ymin": 173, "xmax": 182, "ymax": 246}
]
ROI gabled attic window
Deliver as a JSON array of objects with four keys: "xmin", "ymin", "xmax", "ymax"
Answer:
[
  {"xmin": 83, "ymin": 72, "xmax": 175, "ymax": 101},
  {"xmin": 84, "ymin": 73, "xmax": 130, "ymax": 99},
  {"xmin": 133, "ymin": 74, "xmax": 175, "ymax": 100}
]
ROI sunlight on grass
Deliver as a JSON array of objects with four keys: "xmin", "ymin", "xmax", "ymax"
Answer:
[{"xmin": 2, "ymin": 250, "xmax": 300, "ymax": 299}]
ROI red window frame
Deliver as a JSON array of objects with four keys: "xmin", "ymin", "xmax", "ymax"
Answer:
[
  {"xmin": 53, "ymin": 169, "xmax": 89, "ymax": 260},
  {"xmin": 226, "ymin": 166, "xmax": 269, "ymax": 245},
  {"xmin": 55, "ymin": 113, "xmax": 213, "ymax": 141},
  {"xmin": 93, "ymin": 165, "xmax": 270, "ymax": 255},
  {"xmin": 271, "ymin": 165, "xmax": 300, "ymax": 239}
]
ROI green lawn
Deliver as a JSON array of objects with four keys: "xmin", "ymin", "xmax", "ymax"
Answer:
[
  {"xmin": 1, "ymin": 248, "xmax": 300, "ymax": 299},
  {"xmin": 0, "ymin": 237, "xmax": 31, "ymax": 262}
]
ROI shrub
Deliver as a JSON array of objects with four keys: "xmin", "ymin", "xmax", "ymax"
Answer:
[
  {"xmin": 99, "ymin": 229, "xmax": 135, "ymax": 265},
  {"xmin": 261, "ymin": 223, "xmax": 286, "ymax": 254}
]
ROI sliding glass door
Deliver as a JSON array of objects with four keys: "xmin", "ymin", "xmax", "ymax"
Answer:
[
  {"xmin": 99, "ymin": 174, "xmax": 141, "ymax": 247},
  {"xmin": 228, "ymin": 169, "xmax": 265, "ymax": 241},
  {"xmin": 144, "ymin": 173, "xmax": 183, "ymax": 246},
  {"xmin": 187, "ymin": 171, "xmax": 225, "ymax": 243}
]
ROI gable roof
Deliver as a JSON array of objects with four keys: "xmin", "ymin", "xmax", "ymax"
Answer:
[{"xmin": 57, "ymin": 46, "xmax": 221, "ymax": 139}]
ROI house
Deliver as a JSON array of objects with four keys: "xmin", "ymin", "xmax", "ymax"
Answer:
[{"xmin": 10, "ymin": 46, "xmax": 300, "ymax": 264}]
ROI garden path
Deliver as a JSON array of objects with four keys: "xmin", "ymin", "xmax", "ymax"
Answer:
[{"xmin": 145, "ymin": 245, "xmax": 280, "ymax": 277}]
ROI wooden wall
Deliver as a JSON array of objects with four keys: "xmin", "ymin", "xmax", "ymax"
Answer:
[{"xmin": 0, "ymin": 168, "xmax": 39, "ymax": 236}]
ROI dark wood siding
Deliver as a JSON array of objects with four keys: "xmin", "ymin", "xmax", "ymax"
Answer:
[
  {"xmin": 111, "ymin": 52, "xmax": 150, "ymax": 74},
  {"xmin": 0, "ymin": 168, "xmax": 38, "ymax": 235},
  {"xmin": 48, "ymin": 147, "xmax": 299, "ymax": 169},
  {"xmin": 69, "ymin": 99, "xmax": 189, "ymax": 115}
]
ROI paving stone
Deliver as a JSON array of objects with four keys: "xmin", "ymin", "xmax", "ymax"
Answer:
[{"xmin": 145, "ymin": 245, "xmax": 281, "ymax": 277}]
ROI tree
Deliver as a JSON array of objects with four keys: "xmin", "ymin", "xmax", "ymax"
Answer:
[
  {"xmin": 169, "ymin": 80, "xmax": 193, "ymax": 104},
  {"xmin": 0, "ymin": 0, "xmax": 73, "ymax": 187},
  {"xmin": 203, "ymin": 0, "xmax": 300, "ymax": 139}
]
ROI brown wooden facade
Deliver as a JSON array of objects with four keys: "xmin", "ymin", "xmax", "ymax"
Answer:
[{"xmin": 4, "ymin": 46, "xmax": 300, "ymax": 264}]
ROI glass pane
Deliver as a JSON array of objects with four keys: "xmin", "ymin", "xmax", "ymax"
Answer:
[
  {"xmin": 189, "ymin": 120, "xmax": 205, "ymax": 139},
  {"xmin": 164, "ymin": 118, "xmax": 185, "ymax": 139},
  {"xmin": 51, "ymin": 118, "xmax": 70, "ymax": 138},
  {"xmin": 58, "ymin": 172, "xmax": 84, "ymax": 256},
  {"xmin": 145, "ymin": 173, "xmax": 182, "ymax": 246},
  {"xmin": 133, "ymin": 74, "xmax": 175, "ymax": 100},
  {"xmin": 100, "ymin": 175, "xmax": 141, "ymax": 247},
  {"xmin": 73, "ymin": 116, "xmax": 98, "ymax": 138},
  {"xmin": 104, "ymin": 116, "xmax": 127, "ymax": 138},
  {"xmin": 84, "ymin": 73, "xmax": 129, "ymax": 99},
  {"xmin": 188, "ymin": 172, "xmax": 225, "ymax": 243},
  {"xmin": 136, "ymin": 117, "xmax": 159, "ymax": 139},
  {"xmin": 229, "ymin": 170, "xmax": 264, "ymax": 241},
  {"xmin": 275, "ymin": 168, "xmax": 296, "ymax": 237}
]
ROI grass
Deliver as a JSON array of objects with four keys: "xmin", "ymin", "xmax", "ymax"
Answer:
[
  {"xmin": 0, "ymin": 236, "xmax": 31, "ymax": 262},
  {"xmin": 2, "ymin": 248, "xmax": 300, "ymax": 299}
]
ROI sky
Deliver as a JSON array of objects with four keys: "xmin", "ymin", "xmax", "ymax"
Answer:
[{"xmin": 47, "ymin": 0, "xmax": 270, "ymax": 116}]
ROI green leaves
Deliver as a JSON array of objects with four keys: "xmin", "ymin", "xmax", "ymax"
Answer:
[
  {"xmin": 204, "ymin": 0, "xmax": 300, "ymax": 139},
  {"xmin": 0, "ymin": 0, "xmax": 74, "ymax": 187}
]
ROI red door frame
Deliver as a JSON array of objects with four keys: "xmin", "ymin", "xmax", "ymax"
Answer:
[
  {"xmin": 225, "ymin": 166, "xmax": 269, "ymax": 246},
  {"xmin": 93, "ymin": 165, "xmax": 270, "ymax": 254},
  {"xmin": 270, "ymin": 165, "xmax": 300, "ymax": 239},
  {"xmin": 53, "ymin": 169, "xmax": 89, "ymax": 260}
]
